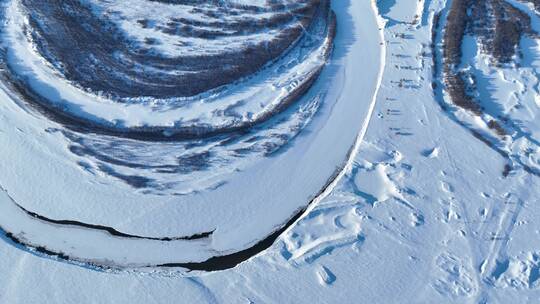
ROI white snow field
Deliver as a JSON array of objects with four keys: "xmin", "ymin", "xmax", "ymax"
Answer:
[{"xmin": 1, "ymin": 0, "xmax": 540, "ymax": 303}]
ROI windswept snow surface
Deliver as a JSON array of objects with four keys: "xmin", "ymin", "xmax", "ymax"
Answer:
[{"xmin": 2, "ymin": 0, "xmax": 540, "ymax": 303}]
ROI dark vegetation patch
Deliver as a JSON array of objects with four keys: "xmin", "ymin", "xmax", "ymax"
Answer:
[
  {"xmin": 431, "ymin": 11, "xmax": 442, "ymax": 78},
  {"xmin": 440, "ymin": 0, "xmax": 536, "ymax": 136},
  {"xmin": 19, "ymin": 0, "xmax": 330, "ymax": 99},
  {"xmin": 3, "ymin": 0, "xmax": 336, "ymax": 142},
  {"xmin": 441, "ymin": 0, "xmax": 482, "ymax": 114},
  {"xmin": 503, "ymin": 163, "xmax": 512, "ymax": 177}
]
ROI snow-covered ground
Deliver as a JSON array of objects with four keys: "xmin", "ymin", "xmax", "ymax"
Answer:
[
  {"xmin": 0, "ymin": 0, "xmax": 382, "ymax": 267},
  {"xmin": 2, "ymin": 0, "xmax": 540, "ymax": 302}
]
